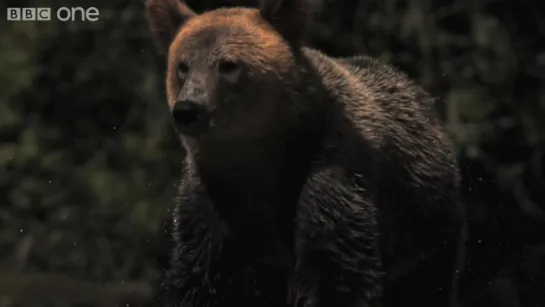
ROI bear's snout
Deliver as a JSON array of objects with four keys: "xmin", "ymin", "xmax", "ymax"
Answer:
[{"xmin": 172, "ymin": 100, "xmax": 210, "ymax": 136}]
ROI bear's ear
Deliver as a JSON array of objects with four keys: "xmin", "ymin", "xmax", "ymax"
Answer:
[
  {"xmin": 258, "ymin": 0, "xmax": 314, "ymax": 45},
  {"xmin": 145, "ymin": 0, "xmax": 197, "ymax": 55}
]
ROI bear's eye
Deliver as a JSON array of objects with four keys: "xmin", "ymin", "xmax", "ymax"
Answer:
[
  {"xmin": 177, "ymin": 62, "xmax": 189, "ymax": 78},
  {"xmin": 218, "ymin": 60, "xmax": 239, "ymax": 75}
]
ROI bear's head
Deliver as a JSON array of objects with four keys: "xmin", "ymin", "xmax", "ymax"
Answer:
[{"xmin": 145, "ymin": 0, "xmax": 316, "ymax": 140}]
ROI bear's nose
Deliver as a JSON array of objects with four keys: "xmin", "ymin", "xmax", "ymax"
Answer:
[{"xmin": 172, "ymin": 100, "xmax": 206, "ymax": 127}]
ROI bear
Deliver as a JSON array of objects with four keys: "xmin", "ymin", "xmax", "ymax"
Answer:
[{"xmin": 144, "ymin": 0, "xmax": 467, "ymax": 307}]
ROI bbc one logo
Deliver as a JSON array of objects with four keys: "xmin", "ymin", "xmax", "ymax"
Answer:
[{"xmin": 7, "ymin": 7, "xmax": 99, "ymax": 22}]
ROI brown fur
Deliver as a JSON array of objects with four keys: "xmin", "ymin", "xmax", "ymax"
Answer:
[
  {"xmin": 165, "ymin": 8, "xmax": 296, "ymax": 110},
  {"xmin": 145, "ymin": 1, "xmax": 465, "ymax": 307}
]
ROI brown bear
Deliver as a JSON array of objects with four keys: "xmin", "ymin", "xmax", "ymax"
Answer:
[{"xmin": 145, "ymin": 0, "xmax": 466, "ymax": 307}]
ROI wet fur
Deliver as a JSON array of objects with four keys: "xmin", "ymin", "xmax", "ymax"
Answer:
[{"xmin": 145, "ymin": 1, "xmax": 465, "ymax": 307}]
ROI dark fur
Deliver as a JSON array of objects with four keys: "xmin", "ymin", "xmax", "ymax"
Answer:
[{"xmin": 145, "ymin": 1, "xmax": 466, "ymax": 306}]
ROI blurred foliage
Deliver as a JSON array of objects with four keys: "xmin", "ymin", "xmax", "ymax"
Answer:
[{"xmin": 0, "ymin": 0, "xmax": 543, "ymax": 306}]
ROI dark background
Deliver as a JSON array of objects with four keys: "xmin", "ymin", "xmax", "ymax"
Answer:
[{"xmin": 0, "ymin": 0, "xmax": 544, "ymax": 306}]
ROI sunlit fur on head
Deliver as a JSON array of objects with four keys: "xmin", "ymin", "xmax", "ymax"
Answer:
[
  {"xmin": 145, "ymin": 0, "xmax": 315, "ymax": 54},
  {"xmin": 145, "ymin": 0, "xmax": 197, "ymax": 56},
  {"xmin": 145, "ymin": 0, "xmax": 318, "ymax": 144},
  {"xmin": 165, "ymin": 8, "xmax": 298, "ymax": 109}
]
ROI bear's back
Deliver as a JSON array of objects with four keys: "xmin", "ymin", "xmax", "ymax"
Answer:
[
  {"xmin": 301, "ymin": 47, "xmax": 458, "ymax": 184},
  {"xmin": 301, "ymin": 47, "xmax": 457, "ymax": 166},
  {"xmin": 301, "ymin": 47, "xmax": 461, "ymax": 255}
]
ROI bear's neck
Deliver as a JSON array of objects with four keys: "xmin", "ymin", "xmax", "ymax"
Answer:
[
  {"xmin": 194, "ymin": 133, "xmax": 291, "ymax": 196},
  {"xmin": 186, "ymin": 132, "xmax": 306, "ymax": 265},
  {"xmin": 183, "ymin": 65, "xmax": 329, "ymax": 266},
  {"xmin": 189, "ymin": 71, "xmax": 328, "ymax": 203},
  {"xmin": 188, "ymin": 101, "xmax": 326, "ymax": 265}
]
